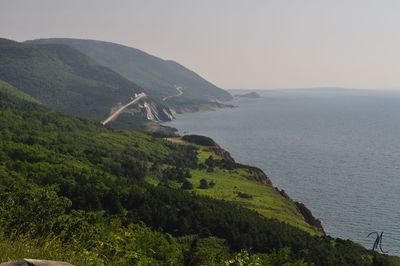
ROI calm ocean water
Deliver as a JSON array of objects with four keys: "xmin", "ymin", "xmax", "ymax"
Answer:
[{"xmin": 165, "ymin": 89, "xmax": 400, "ymax": 255}]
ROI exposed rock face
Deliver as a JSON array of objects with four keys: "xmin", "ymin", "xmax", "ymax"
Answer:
[
  {"xmin": 208, "ymin": 145, "xmax": 273, "ymax": 185},
  {"xmin": 0, "ymin": 259, "xmax": 73, "ymax": 266},
  {"xmin": 126, "ymin": 98, "xmax": 175, "ymax": 122},
  {"xmin": 275, "ymin": 187, "xmax": 290, "ymax": 199},
  {"xmin": 247, "ymin": 167, "xmax": 273, "ymax": 186},
  {"xmin": 295, "ymin": 202, "xmax": 326, "ymax": 236},
  {"xmin": 141, "ymin": 100, "xmax": 174, "ymax": 121},
  {"xmin": 209, "ymin": 146, "xmax": 235, "ymax": 162},
  {"xmin": 275, "ymin": 187, "xmax": 325, "ymax": 235},
  {"xmin": 234, "ymin": 163, "xmax": 273, "ymax": 186}
]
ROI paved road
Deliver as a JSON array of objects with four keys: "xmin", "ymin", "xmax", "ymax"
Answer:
[
  {"xmin": 162, "ymin": 86, "xmax": 183, "ymax": 101},
  {"xmin": 102, "ymin": 93, "xmax": 146, "ymax": 125}
]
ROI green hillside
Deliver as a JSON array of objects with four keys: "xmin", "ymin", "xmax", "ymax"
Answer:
[
  {"xmin": 0, "ymin": 80, "xmax": 39, "ymax": 103},
  {"xmin": 0, "ymin": 38, "xmax": 145, "ymax": 122},
  {"xmin": 26, "ymin": 38, "xmax": 234, "ymax": 107},
  {"xmin": 165, "ymin": 137, "xmax": 317, "ymax": 234},
  {"xmin": 0, "ymin": 81, "xmax": 397, "ymax": 265}
]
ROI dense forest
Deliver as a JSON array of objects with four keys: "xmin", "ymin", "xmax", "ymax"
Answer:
[{"xmin": 0, "ymin": 80, "xmax": 398, "ymax": 265}]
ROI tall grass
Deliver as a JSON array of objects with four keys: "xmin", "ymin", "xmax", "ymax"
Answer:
[{"xmin": 0, "ymin": 235, "xmax": 104, "ymax": 266}]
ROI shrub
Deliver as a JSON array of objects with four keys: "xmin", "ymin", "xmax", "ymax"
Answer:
[
  {"xmin": 209, "ymin": 180, "xmax": 216, "ymax": 188},
  {"xmin": 205, "ymin": 155, "xmax": 215, "ymax": 167},
  {"xmin": 0, "ymin": 184, "xmax": 71, "ymax": 237},
  {"xmin": 236, "ymin": 191, "xmax": 253, "ymax": 199},
  {"xmin": 199, "ymin": 179, "xmax": 209, "ymax": 189},
  {"xmin": 185, "ymin": 169, "xmax": 192, "ymax": 178},
  {"xmin": 181, "ymin": 180, "xmax": 194, "ymax": 190}
]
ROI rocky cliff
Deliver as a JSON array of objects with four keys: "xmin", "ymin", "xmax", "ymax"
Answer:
[
  {"xmin": 237, "ymin": 164, "xmax": 273, "ymax": 186},
  {"xmin": 247, "ymin": 167, "xmax": 273, "ymax": 186},
  {"xmin": 295, "ymin": 202, "xmax": 326, "ymax": 236},
  {"xmin": 179, "ymin": 135, "xmax": 326, "ymax": 235},
  {"xmin": 122, "ymin": 98, "xmax": 175, "ymax": 122},
  {"xmin": 275, "ymin": 188, "xmax": 326, "ymax": 235},
  {"xmin": 139, "ymin": 98, "xmax": 175, "ymax": 122},
  {"xmin": 209, "ymin": 146, "xmax": 235, "ymax": 162},
  {"xmin": 234, "ymin": 156, "xmax": 325, "ymax": 234}
]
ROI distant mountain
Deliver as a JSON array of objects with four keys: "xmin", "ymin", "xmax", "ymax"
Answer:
[
  {"xmin": 0, "ymin": 38, "xmax": 173, "ymax": 125},
  {"xmin": 26, "ymin": 38, "xmax": 233, "ymax": 109},
  {"xmin": 234, "ymin": 91, "xmax": 261, "ymax": 99}
]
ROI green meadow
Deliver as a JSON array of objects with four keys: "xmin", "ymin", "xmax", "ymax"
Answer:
[{"xmin": 167, "ymin": 138, "xmax": 317, "ymax": 235}]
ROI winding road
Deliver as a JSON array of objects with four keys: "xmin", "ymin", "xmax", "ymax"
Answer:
[
  {"xmin": 162, "ymin": 86, "xmax": 183, "ymax": 101},
  {"xmin": 101, "ymin": 92, "xmax": 147, "ymax": 125}
]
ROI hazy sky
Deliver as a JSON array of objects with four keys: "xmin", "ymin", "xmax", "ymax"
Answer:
[{"xmin": 1, "ymin": 0, "xmax": 400, "ymax": 89}]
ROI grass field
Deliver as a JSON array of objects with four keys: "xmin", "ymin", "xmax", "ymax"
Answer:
[
  {"xmin": 191, "ymin": 165, "xmax": 317, "ymax": 234},
  {"xmin": 166, "ymin": 137, "xmax": 318, "ymax": 235}
]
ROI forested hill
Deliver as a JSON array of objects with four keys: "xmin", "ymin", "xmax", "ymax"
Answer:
[
  {"xmin": 0, "ymin": 38, "xmax": 172, "ymax": 124},
  {"xmin": 26, "ymin": 38, "xmax": 234, "ymax": 108},
  {"xmin": 0, "ymin": 80, "xmax": 397, "ymax": 265}
]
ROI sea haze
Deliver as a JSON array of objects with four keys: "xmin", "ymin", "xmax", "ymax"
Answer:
[{"xmin": 165, "ymin": 88, "xmax": 400, "ymax": 255}]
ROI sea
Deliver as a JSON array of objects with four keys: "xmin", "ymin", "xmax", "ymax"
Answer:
[{"xmin": 165, "ymin": 89, "xmax": 400, "ymax": 255}]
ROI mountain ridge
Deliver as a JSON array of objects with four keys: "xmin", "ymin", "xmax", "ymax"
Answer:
[
  {"xmin": 0, "ymin": 38, "xmax": 173, "ymax": 128},
  {"xmin": 25, "ymin": 38, "xmax": 234, "ymax": 109}
]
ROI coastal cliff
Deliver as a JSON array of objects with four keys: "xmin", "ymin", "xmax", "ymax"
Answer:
[
  {"xmin": 188, "ymin": 138, "xmax": 326, "ymax": 235},
  {"xmin": 295, "ymin": 202, "xmax": 326, "ymax": 235},
  {"xmin": 244, "ymin": 163, "xmax": 326, "ymax": 234},
  {"xmin": 275, "ymin": 188, "xmax": 325, "ymax": 235},
  {"xmin": 209, "ymin": 146, "xmax": 235, "ymax": 162}
]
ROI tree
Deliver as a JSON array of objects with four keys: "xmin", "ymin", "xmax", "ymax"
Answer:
[
  {"xmin": 181, "ymin": 180, "xmax": 194, "ymax": 190},
  {"xmin": 185, "ymin": 168, "xmax": 192, "ymax": 178},
  {"xmin": 199, "ymin": 179, "xmax": 209, "ymax": 189},
  {"xmin": 209, "ymin": 180, "xmax": 216, "ymax": 188},
  {"xmin": 205, "ymin": 156, "xmax": 215, "ymax": 168}
]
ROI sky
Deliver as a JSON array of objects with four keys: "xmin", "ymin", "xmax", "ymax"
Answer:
[{"xmin": 1, "ymin": 0, "xmax": 400, "ymax": 90}]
